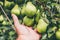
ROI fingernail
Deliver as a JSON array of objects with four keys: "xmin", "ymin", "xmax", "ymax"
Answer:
[{"xmin": 11, "ymin": 14, "xmax": 14, "ymax": 17}]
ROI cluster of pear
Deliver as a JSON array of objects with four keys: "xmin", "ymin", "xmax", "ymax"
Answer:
[{"xmin": 11, "ymin": 2, "xmax": 49, "ymax": 34}]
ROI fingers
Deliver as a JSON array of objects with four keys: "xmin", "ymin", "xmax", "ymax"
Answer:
[
  {"xmin": 34, "ymin": 28, "xmax": 37, "ymax": 32},
  {"xmin": 12, "ymin": 14, "xmax": 20, "ymax": 26},
  {"xmin": 12, "ymin": 14, "xmax": 21, "ymax": 35},
  {"xmin": 12, "ymin": 14, "xmax": 29, "ymax": 35}
]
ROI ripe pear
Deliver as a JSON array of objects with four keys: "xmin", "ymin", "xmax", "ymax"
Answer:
[
  {"xmin": 25, "ymin": 2, "xmax": 37, "ymax": 17},
  {"xmin": 37, "ymin": 19, "xmax": 48, "ymax": 33},
  {"xmin": 23, "ymin": 16, "xmax": 34, "ymax": 26},
  {"xmin": 11, "ymin": 4, "xmax": 20, "ymax": 16}
]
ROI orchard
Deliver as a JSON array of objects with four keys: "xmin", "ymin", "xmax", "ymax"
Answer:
[{"xmin": 0, "ymin": 0, "xmax": 60, "ymax": 40}]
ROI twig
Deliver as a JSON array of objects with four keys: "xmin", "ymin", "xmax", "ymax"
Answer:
[{"xmin": 0, "ymin": 5, "xmax": 15, "ymax": 30}]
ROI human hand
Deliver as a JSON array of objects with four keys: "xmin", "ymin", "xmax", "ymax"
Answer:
[{"xmin": 12, "ymin": 14, "xmax": 41, "ymax": 40}]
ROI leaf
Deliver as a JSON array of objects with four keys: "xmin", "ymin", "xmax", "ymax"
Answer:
[
  {"xmin": 47, "ymin": 26, "xmax": 57, "ymax": 38},
  {"xmin": 41, "ymin": 34, "xmax": 47, "ymax": 40}
]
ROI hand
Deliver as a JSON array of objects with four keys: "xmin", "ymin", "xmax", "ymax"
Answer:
[{"xmin": 12, "ymin": 14, "xmax": 41, "ymax": 40}]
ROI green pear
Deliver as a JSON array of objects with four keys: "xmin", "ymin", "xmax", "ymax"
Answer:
[
  {"xmin": 0, "ymin": 1, "xmax": 3, "ymax": 6},
  {"xmin": 25, "ymin": 2, "xmax": 37, "ymax": 17},
  {"xmin": 35, "ymin": 9, "xmax": 40, "ymax": 23},
  {"xmin": 9, "ymin": 31, "xmax": 15, "ymax": 36},
  {"xmin": 21, "ymin": 5, "xmax": 26, "ymax": 16},
  {"xmin": 5, "ymin": 0, "xmax": 14, "ymax": 9},
  {"xmin": 2, "ymin": 21, "xmax": 9, "ymax": 25},
  {"xmin": 37, "ymin": 19, "xmax": 48, "ymax": 33},
  {"xmin": 0, "ymin": 15, "xmax": 4, "ymax": 22},
  {"xmin": 56, "ymin": 29, "xmax": 60, "ymax": 40},
  {"xmin": 11, "ymin": 4, "xmax": 20, "ymax": 16},
  {"xmin": 23, "ymin": 16, "xmax": 34, "ymax": 26}
]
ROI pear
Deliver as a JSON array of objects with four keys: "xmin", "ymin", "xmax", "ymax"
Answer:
[
  {"xmin": 0, "ymin": 15, "xmax": 4, "ymax": 22},
  {"xmin": 0, "ymin": 1, "xmax": 3, "ymax": 6},
  {"xmin": 2, "ymin": 21, "xmax": 10, "ymax": 25},
  {"xmin": 5, "ymin": 0, "xmax": 14, "ymax": 9},
  {"xmin": 25, "ymin": 2, "xmax": 37, "ymax": 17},
  {"xmin": 56, "ymin": 29, "xmax": 60, "ymax": 40},
  {"xmin": 11, "ymin": 4, "xmax": 20, "ymax": 16},
  {"xmin": 21, "ymin": 5, "xmax": 26, "ymax": 16},
  {"xmin": 35, "ymin": 9, "xmax": 40, "ymax": 23},
  {"xmin": 23, "ymin": 16, "xmax": 34, "ymax": 26},
  {"xmin": 37, "ymin": 19, "xmax": 48, "ymax": 33}
]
